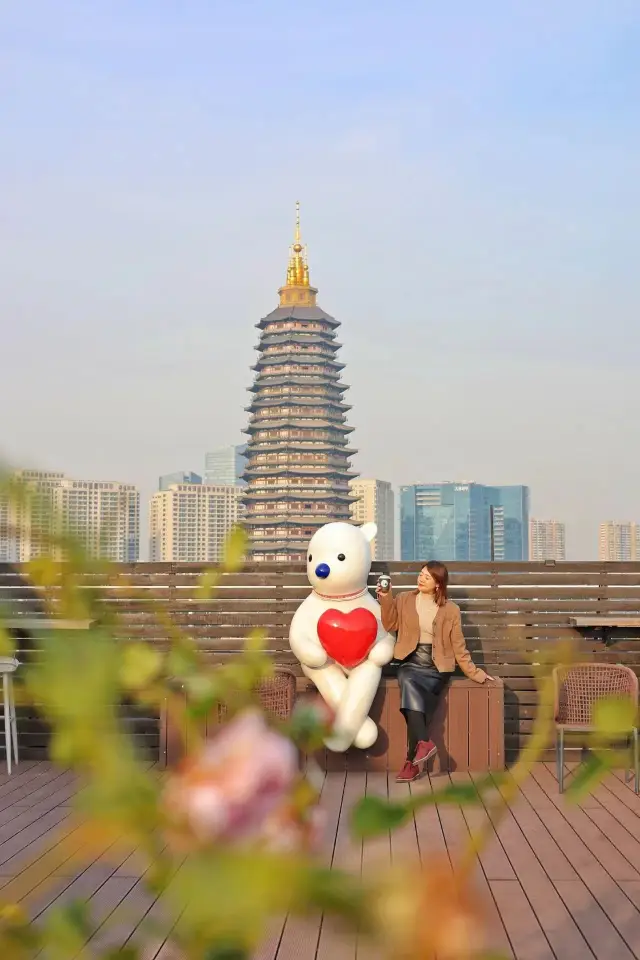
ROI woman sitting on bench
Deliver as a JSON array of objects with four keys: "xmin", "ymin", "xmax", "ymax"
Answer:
[{"xmin": 377, "ymin": 561, "xmax": 494, "ymax": 783}]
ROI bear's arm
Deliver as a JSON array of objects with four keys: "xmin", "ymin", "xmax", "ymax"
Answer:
[
  {"xmin": 367, "ymin": 621, "xmax": 395, "ymax": 667},
  {"xmin": 289, "ymin": 605, "xmax": 328, "ymax": 669}
]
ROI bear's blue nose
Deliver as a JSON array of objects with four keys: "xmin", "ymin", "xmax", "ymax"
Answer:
[{"xmin": 315, "ymin": 563, "xmax": 330, "ymax": 579}]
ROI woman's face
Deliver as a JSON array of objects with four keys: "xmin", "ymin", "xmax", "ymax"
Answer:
[{"xmin": 417, "ymin": 567, "xmax": 436, "ymax": 595}]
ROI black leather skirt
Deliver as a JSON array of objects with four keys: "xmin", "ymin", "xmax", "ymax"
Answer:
[{"xmin": 397, "ymin": 644, "xmax": 451, "ymax": 713}]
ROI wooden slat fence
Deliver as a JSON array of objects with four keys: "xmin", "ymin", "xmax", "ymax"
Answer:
[{"xmin": 1, "ymin": 561, "xmax": 639, "ymax": 763}]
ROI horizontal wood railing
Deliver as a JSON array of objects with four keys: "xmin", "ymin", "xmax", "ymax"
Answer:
[{"xmin": 1, "ymin": 561, "xmax": 639, "ymax": 763}]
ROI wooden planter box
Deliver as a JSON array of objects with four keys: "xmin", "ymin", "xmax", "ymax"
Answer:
[
  {"xmin": 160, "ymin": 668, "xmax": 297, "ymax": 768},
  {"xmin": 299, "ymin": 676, "xmax": 505, "ymax": 773},
  {"xmin": 161, "ymin": 672, "xmax": 504, "ymax": 774}
]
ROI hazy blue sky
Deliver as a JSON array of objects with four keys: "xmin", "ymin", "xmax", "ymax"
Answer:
[{"xmin": 2, "ymin": 1, "xmax": 639, "ymax": 558}]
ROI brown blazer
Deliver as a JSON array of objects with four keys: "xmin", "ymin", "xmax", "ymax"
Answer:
[{"xmin": 379, "ymin": 590, "xmax": 488, "ymax": 684}]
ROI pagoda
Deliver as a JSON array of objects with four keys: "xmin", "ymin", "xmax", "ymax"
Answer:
[{"xmin": 242, "ymin": 204, "xmax": 358, "ymax": 561}]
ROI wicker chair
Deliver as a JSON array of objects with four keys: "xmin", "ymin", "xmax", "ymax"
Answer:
[
  {"xmin": 553, "ymin": 663, "xmax": 639, "ymax": 794},
  {"xmin": 214, "ymin": 666, "xmax": 297, "ymax": 724}
]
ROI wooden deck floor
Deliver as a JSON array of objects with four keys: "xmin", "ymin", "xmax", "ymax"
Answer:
[{"xmin": 0, "ymin": 762, "xmax": 639, "ymax": 959}]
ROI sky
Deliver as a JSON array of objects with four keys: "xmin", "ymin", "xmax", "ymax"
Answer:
[{"xmin": 2, "ymin": 1, "xmax": 639, "ymax": 559}]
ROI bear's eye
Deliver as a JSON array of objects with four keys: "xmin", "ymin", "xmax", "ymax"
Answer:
[
  {"xmin": 308, "ymin": 554, "xmax": 312, "ymax": 562},
  {"xmin": 337, "ymin": 553, "xmax": 346, "ymax": 561}
]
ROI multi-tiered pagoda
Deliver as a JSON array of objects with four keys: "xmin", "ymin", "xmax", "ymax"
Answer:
[{"xmin": 242, "ymin": 204, "xmax": 358, "ymax": 561}]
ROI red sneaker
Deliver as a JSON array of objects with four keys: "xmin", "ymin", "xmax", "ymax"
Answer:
[
  {"xmin": 395, "ymin": 760, "xmax": 420, "ymax": 783},
  {"xmin": 413, "ymin": 739, "xmax": 437, "ymax": 768}
]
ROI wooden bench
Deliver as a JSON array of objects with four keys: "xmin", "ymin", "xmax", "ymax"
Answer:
[
  {"xmin": 161, "ymin": 672, "xmax": 505, "ymax": 773},
  {"xmin": 298, "ymin": 676, "xmax": 504, "ymax": 773}
]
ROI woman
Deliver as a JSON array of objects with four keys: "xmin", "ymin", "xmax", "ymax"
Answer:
[{"xmin": 377, "ymin": 561, "xmax": 494, "ymax": 783}]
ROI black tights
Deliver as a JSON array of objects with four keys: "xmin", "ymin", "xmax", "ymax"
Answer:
[{"xmin": 403, "ymin": 697, "xmax": 439, "ymax": 760}]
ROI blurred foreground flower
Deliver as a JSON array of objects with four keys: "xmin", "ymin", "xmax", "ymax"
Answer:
[
  {"xmin": 372, "ymin": 856, "xmax": 486, "ymax": 960},
  {"xmin": 163, "ymin": 708, "xmax": 321, "ymax": 852}
]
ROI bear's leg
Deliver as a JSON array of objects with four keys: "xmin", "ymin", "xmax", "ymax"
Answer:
[
  {"xmin": 301, "ymin": 662, "xmax": 348, "ymax": 716},
  {"xmin": 353, "ymin": 717, "xmax": 379, "ymax": 750},
  {"xmin": 324, "ymin": 660, "xmax": 382, "ymax": 753}
]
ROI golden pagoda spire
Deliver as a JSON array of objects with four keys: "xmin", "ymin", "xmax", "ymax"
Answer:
[{"xmin": 278, "ymin": 201, "xmax": 317, "ymax": 307}]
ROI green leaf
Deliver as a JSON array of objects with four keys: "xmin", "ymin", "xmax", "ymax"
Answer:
[
  {"xmin": 433, "ymin": 781, "xmax": 481, "ymax": 805},
  {"xmin": 351, "ymin": 796, "xmax": 412, "ymax": 838},
  {"xmin": 244, "ymin": 627, "xmax": 267, "ymax": 653},
  {"xmin": 40, "ymin": 900, "xmax": 93, "ymax": 960},
  {"xmin": 25, "ymin": 556, "xmax": 60, "ymax": 590},
  {"xmin": 120, "ymin": 643, "xmax": 163, "ymax": 691},
  {"xmin": 593, "ymin": 695, "xmax": 637, "ymax": 737},
  {"xmin": 184, "ymin": 675, "xmax": 219, "ymax": 720},
  {"xmin": 295, "ymin": 865, "xmax": 370, "ymax": 925},
  {"xmin": 171, "ymin": 849, "xmax": 303, "ymax": 950},
  {"xmin": 286, "ymin": 701, "xmax": 330, "ymax": 751},
  {"xmin": 222, "ymin": 526, "xmax": 248, "ymax": 573},
  {"xmin": 197, "ymin": 567, "xmax": 220, "ymax": 599},
  {"xmin": 204, "ymin": 945, "xmax": 249, "ymax": 960},
  {"xmin": 564, "ymin": 751, "xmax": 608, "ymax": 801},
  {"xmin": 167, "ymin": 644, "xmax": 200, "ymax": 679},
  {"xmin": 0, "ymin": 624, "xmax": 16, "ymax": 658}
]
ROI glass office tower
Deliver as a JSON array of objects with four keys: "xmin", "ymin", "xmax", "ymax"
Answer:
[{"xmin": 400, "ymin": 482, "xmax": 529, "ymax": 561}]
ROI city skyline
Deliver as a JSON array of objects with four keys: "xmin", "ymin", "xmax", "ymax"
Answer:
[
  {"xmin": 2, "ymin": 461, "xmax": 638, "ymax": 562},
  {"xmin": 3, "ymin": 5, "xmax": 640, "ymax": 560}
]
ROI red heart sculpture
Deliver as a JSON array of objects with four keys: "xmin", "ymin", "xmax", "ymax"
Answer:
[{"xmin": 317, "ymin": 607, "xmax": 378, "ymax": 669}]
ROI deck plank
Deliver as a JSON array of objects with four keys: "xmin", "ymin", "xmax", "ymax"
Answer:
[
  {"xmin": 469, "ymin": 773, "xmax": 593, "ymax": 959},
  {"xmin": 1, "ymin": 762, "xmax": 639, "ymax": 960},
  {"xmin": 531, "ymin": 764, "xmax": 640, "ymax": 882},
  {"xmin": 315, "ymin": 771, "xmax": 365, "ymax": 960},
  {"xmin": 518, "ymin": 767, "xmax": 640, "ymax": 956},
  {"xmin": 604, "ymin": 771, "xmax": 640, "ymax": 816},
  {"xmin": 553, "ymin": 880, "xmax": 635, "ymax": 960},
  {"xmin": 440, "ymin": 774, "xmax": 514, "ymax": 958},
  {"xmin": 493, "ymin": 784, "xmax": 577, "ymax": 881},
  {"xmin": 356, "ymin": 772, "xmax": 390, "ymax": 960},
  {"xmin": 491, "ymin": 879, "xmax": 555, "ymax": 960},
  {"xmin": 274, "ymin": 769, "xmax": 338, "ymax": 960}
]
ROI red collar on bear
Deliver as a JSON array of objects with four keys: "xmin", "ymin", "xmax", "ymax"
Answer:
[{"xmin": 312, "ymin": 587, "xmax": 369, "ymax": 601}]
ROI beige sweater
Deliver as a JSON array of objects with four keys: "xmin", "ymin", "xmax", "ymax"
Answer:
[{"xmin": 416, "ymin": 592, "xmax": 438, "ymax": 644}]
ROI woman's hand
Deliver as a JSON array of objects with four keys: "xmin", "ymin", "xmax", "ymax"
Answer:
[{"xmin": 483, "ymin": 674, "xmax": 498, "ymax": 683}]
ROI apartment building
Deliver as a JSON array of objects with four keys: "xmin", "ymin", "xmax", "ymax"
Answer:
[{"xmin": 149, "ymin": 483, "xmax": 243, "ymax": 562}]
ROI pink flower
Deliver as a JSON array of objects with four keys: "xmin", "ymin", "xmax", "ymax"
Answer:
[
  {"xmin": 261, "ymin": 800, "xmax": 326, "ymax": 854},
  {"xmin": 163, "ymin": 709, "xmax": 300, "ymax": 847}
]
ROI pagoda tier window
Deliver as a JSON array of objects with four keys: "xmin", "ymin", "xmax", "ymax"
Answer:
[
  {"xmin": 261, "ymin": 345, "xmax": 327, "ymax": 357},
  {"xmin": 260, "ymin": 365, "xmax": 331, "ymax": 377},
  {"xmin": 264, "ymin": 322, "xmax": 327, "ymax": 334}
]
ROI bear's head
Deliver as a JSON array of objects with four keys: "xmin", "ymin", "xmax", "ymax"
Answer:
[{"xmin": 306, "ymin": 521, "xmax": 377, "ymax": 597}]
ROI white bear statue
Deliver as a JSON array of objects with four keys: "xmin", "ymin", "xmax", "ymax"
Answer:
[{"xmin": 289, "ymin": 521, "xmax": 395, "ymax": 752}]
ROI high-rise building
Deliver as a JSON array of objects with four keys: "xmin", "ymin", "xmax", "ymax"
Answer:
[
  {"xmin": 204, "ymin": 446, "xmax": 247, "ymax": 487},
  {"xmin": 0, "ymin": 470, "xmax": 139, "ymax": 562},
  {"xmin": 159, "ymin": 472, "xmax": 202, "ymax": 491},
  {"xmin": 529, "ymin": 520, "xmax": 566, "ymax": 561},
  {"xmin": 149, "ymin": 483, "xmax": 243, "ymax": 562},
  {"xmin": 598, "ymin": 522, "xmax": 639, "ymax": 561},
  {"xmin": 0, "ymin": 496, "xmax": 10, "ymax": 562},
  {"xmin": 241, "ymin": 204, "xmax": 358, "ymax": 561},
  {"xmin": 349, "ymin": 479, "xmax": 395, "ymax": 561},
  {"xmin": 400, "ymin": 482, "xmax": 529, "ymax": 562}
]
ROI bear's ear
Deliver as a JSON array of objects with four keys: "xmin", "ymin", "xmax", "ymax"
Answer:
[{"xmin": 360, "ymin": 522, "xmax": 377, "ymax": 543}]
